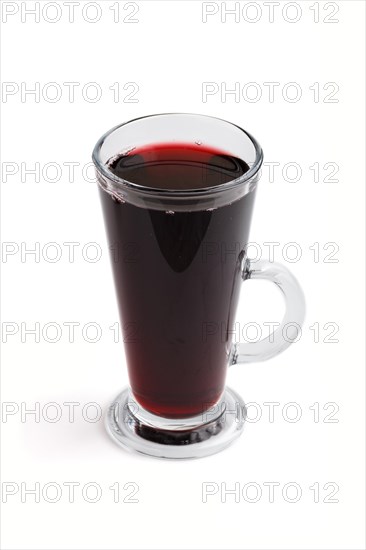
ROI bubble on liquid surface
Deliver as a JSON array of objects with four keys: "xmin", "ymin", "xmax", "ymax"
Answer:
[
  {"xmin": 120, "ymin": 146, "xmax": 136, "ymax": 157},
  {"xmin": 165, "ymin": 210, "xmax": 175, "ymax": 215},
  {"xmin": 107, "ymin": 147, "xmax": 135, "ymax": 168},
  {"xmin": 194, "ymin": 140, "xmax": 202, "ymax": 146}
]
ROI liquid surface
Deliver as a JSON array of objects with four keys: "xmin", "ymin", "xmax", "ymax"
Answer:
[
  {"xmin": 100, "ymin": 144, "xmax": 255, "ymax": 417},
  {"xmin": 108, "ymin": 143, "xmax": 250, "ymax": 190}
]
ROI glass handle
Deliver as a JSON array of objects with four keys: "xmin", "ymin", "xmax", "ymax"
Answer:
[{"xmin": 229, "ymin": 258, "xmax": 306, "ymax": 365}]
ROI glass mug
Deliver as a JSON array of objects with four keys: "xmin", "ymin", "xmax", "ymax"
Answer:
[{"xmin": 92, "ymin": 113, "xmax": 305, "ymax": 459}]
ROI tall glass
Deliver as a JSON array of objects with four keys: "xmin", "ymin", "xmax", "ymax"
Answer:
[{"xmin": 92, "ymin": 114, "xmax": 305, "ymax": 459}]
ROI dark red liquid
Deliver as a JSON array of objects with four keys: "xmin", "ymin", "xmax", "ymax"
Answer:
[{"xmin": 99, "ymin": 144, "xmax": 255, "ymax": 418}]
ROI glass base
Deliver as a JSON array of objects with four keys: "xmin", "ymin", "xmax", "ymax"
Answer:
[{"xmin": 105, "ymin": 387, "xmax": 247, "ymax": 459}]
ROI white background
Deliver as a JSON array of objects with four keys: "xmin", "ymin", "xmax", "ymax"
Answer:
[{"xmin": 1, "ymin": 1, "xmax": 365, "ymax": 549}]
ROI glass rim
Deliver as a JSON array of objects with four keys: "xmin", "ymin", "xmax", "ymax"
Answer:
[{"xmin": 92, "ymin": 113, "xmax": 263, "ymax": 198}]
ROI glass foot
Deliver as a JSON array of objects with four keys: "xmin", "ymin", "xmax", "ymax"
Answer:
[{"xmin": 105, "ymin": 387, "xmax": 247, "ymax": 459}]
